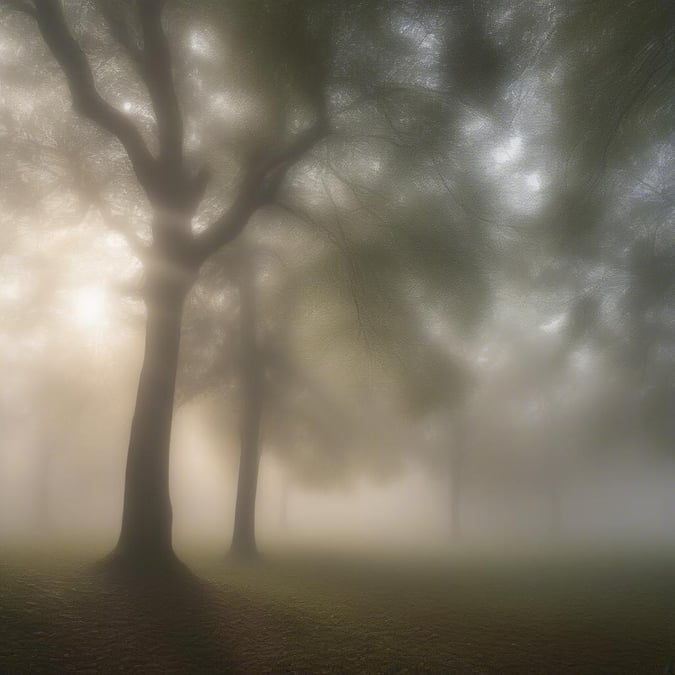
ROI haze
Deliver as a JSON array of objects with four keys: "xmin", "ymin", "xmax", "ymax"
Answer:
[{"xmin": 0, "ymin": 1, "xmax": 673, "ymax": 672}]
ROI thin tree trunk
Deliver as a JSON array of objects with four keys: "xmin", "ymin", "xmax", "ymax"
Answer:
[
  {"xmin": 449, "ymin": 448, "xmax": 463, "ymax": 539},
  {"xmin": 449, "ymin": 416, "xmax": 466, "ymax": 540},
  {"xmin": 35, "ymin": 440, "xmax": 51, "ymax": 535},
  {"xmin": 231, "ymin": 385, "xmax": 263, "ymax": 558},
  {"xmin": 450, "ymin": 459, "xmax": 462, "ymax": 539},
  {"xmin": 231, "ymin": 262, "xmax": 263, "ymax": 559},
  {"xmin": 279, "ymin": 473, "xmax": 289, "ymax": 530},
  {"xmin": 548, "ymin": 474, "xmax": 562, "ymax": 537},
  {"xmin": 113, "ymin": 276, "xmax": 187, "ymax": 566}
]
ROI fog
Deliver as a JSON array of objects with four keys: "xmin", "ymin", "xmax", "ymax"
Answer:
[
  {"xmin": 2, "ymin": 302, "xmax": 674, "ymax": 554},
  {"xmin": 0, "ymin": 1, "xmax": 673, "ymax": 671},
  {"xmin": 0, "ymin": 0, "xmax": 673, "ymax": 558}
]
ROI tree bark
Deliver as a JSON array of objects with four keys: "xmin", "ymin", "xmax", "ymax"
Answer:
[
  {"xmin": 231, "ymin": 263, "xmax": 263, "ymax": 559},
  {"xmin": 113, "ymin": 274, "xmax": 188, "ymax": 565}
]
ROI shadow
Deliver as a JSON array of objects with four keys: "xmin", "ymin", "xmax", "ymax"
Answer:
[{"xmin": 83, "ymin": 562, "xmax": 239, "ymax": 673}]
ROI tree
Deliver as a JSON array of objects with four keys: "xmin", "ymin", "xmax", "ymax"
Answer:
[
  {"xmin": 7, "ymin": 0, "xmax": 478, "ymax": 567},
  {"xmin": 544, "ymin": 0, "xmax": 675, "ymax": 463},
  {"xmin": 228, "ymin": 254, "xmax": 263, "ymax": 558},
  {"xmin": 164, "ymin": 0, "xmax": 508, "ymax": 556},
  {"xmin": 3, "ymin": 0, "xmax": 328, "ymax": 569}
]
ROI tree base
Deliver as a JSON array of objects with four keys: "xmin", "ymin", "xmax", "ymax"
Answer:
[
  {"xmin": 228, "ymin": 542, "xmax": 260, "ymax": 563},
  {"xmin": 95, "ymin": 545, "xmax": 196, "ymax": 584}
]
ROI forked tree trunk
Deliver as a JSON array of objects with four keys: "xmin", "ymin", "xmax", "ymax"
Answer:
[
  {"xmin": 114, "ymin": 274, "xmax": 188, "ymax": 566},
  {"xmin": 231, "ymin": 263, "xmax": 263, "ymax": 559}
]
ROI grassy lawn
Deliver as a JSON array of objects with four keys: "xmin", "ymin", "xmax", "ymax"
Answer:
[{"xmin": 0, "ymin": 545, "xmax": 674, "ymax": 673}]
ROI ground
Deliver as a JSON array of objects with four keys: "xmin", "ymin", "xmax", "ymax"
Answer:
[{"xmin": 0, "ymin": 544, "xmax": 674, "ymax": 673}]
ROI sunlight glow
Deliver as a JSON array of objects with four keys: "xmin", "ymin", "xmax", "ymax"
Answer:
[
  {"xmin": 525, "ymin": 172, "xmax": 542, "ymax": 191},
  {"xmin": 104, "ymin": 232, "xmax": 126, "ymax": 250},
  {"xmin": 0, "ymin": 279, "xmax": 21, "ymax": 302},
  {"xmin": 188, "ymin": 29, "xmax": 213, "ymax": 57},
  {"xmin": 72, "ymin": 287, "xmax": 108, "ymax": 328},
  {"xmin": 492, "ymin": 135, "xmax": 523, "ymax": 165}
]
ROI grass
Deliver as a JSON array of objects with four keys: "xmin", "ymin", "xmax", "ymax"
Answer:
[{"xmin": 1, "ymin": 544, "xmax": 674, "ymax": 673}]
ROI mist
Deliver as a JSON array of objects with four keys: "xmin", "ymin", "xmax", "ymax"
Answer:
[{"xmin": 1, "ymin": 0, "xmax": 674, "ymax": 672}]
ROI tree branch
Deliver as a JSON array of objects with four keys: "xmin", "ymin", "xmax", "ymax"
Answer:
[
  {"xmin": 98, "ymin": 2, "xmax": 143, "ymax": 65},
  {"xmin": 193, "ymin": 121, "xmax": 328, "ymax": 264},
  {"xmin": 32, "ymin": 0, "xmax": 159, "ymax": 200},
  {"xmin": 89, "ymin": 192, "xmax": 150, "ymax": 261},
  {"xmin": 63, "ymin": 145, "xmax": 150, "ymax": 260},
  {"xmin": 138, "ymin": 1, "xmax": 183, "ymax": 170}
]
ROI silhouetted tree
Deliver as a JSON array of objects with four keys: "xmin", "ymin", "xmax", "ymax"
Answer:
[{"xmin": 4, "ymin": 0, "xmax": 328, "ymax": 568}]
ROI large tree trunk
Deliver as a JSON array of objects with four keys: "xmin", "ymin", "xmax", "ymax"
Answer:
[
  {"xmin": 113, "ymin": 274, "xmax": 188, "ymax": 567},
  {"xmin": 231, "ymin": 263, "xmax": 263, "ymax": 559}
]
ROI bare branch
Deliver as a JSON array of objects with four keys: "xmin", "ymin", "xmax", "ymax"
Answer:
[
  {"xmin": 138, "ymin": 1, "xmax": 183, "ymax": 169},
  {"xmin": 193, "ymin": 122, "xmax": 328, "ymax": 264},
  {"xmin": 322, "ymin": 176, "xmax": 372, "ymax": 355},
  {"xmin": 276, "ymin": 201, "xmax": 343, "ymax": 251},
  {"xmin": 98, "ymin": 2, "xmax": 142, "ymax": 64},
  {"xmin": 62, "ymin": 146, "xmax": 150, "ymax": 260},
  {"xmin": 32, "ymin": 0, "xmax": 159, "ymax": 199},
  {"xmin": 91, "ymin": 194, "xmax": 150, "ymax": 261}
]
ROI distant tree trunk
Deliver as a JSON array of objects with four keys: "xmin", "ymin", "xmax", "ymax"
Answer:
[
  {"xmin": 449, "ymin": 419, "xmax": 466, "ymax": 540},
  {"xmin": 231, "ymin": 262, "xmax": 263, "ymax": 559},
  {"xmin": 35, "ymin": 440, "xmax": 51, "ymax": 535},
  {"xmin": 547, "ymin": 473, "xmax": 562, "ymax": 537},
  {"xmin": 663, "ymin": 471, "xmax": 674, "ymax": 529},
  {"xmin": 279, "ymin": 473, "xmax": 289, "ymax": 529},
  {"xmin": 114, "ymin": 272, "xmax": 189, "ymax": 566},
  {"xmin": 449, "ymin": 454, "xmax": 462, "ymax": 539}
]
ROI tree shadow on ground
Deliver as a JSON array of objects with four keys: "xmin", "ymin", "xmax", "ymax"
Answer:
[
  {"xmin": 0, "ymin": 560, "xmax": 239, "ymax": 673},
  {"xmin": 80, "ymin": 562, "xmax": 238, "ymax": 673}
]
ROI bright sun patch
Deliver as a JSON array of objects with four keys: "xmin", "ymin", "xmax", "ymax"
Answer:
[{"xmin": 72, "ymin": 286, "xmax": 108, "ymax": 328}]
